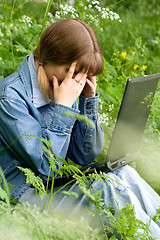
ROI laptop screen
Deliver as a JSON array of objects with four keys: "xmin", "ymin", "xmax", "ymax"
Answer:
[{"xmin": 106, "ymin": 73, "xmax": 160, "ymax": 169}]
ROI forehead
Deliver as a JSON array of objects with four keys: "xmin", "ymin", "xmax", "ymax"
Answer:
[
  {"xmin": 58, "ymin": 63, "xmax": 81, "ymax": 73},
  {"xmin": 46, "ymin": 62, "xmax": 82, "ymax": 74},
  {"xmin": 46, "ymin": 63, "xmax": 69, "ymax": 71}
]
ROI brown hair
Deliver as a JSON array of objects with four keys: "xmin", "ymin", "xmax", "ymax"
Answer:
[{"xmin": 34, "ymin": 18, "xmax": 104, "ymax": 100}]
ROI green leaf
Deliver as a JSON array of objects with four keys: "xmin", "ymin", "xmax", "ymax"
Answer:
[
  {"xmin": 62, "ymin": 191, "xmax": 78, "ymax": 198},
  {"xmin": 15, "ymin": 43, "xmax": 27, "ymax": 53},
  {"xmin": 152, "ymin": 207, "xmax": 160, "ymax": 224},
  {"xmin": 0, "ymin": 187, "xmax": 10, "ymax": 206},
  {"xmin": 18, "ymin": 167, "xmax": 46, "ymax": 200},
  {"xmin": 0, "ymin": 167, "xmax": 11, "ymax": 206},
  {"xmin": 109, "ymin": 234, "xmax": 117, "ymax": 240},
  {"xmin": 63, "ymin": 112, "xmax": 95, "ymax": 128},
  {"xmin": 21, "ymin": 135, "xmax": 53, "ymax": 149}
]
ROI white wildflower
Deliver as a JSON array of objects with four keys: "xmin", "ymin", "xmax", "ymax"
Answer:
[
  {"xmin": 109, "ymin": 104, "xmax": 114, "ymax": 111},
  {"xmin": 20, "ymin": 15, "xmax": 32, "ymax": 25},
  {"xmin": 13, "ymin": 26, "xmax": 18, "ymax": 33},
  {"xmin": 9, "ymin": 23, "xmax": 13, "ymax": 28},
  {"xmin": 48, "ymin": 12, "xmax": 53, "ymax": 18},
  {"xmin": 59, "ymin": 4, "xmax": 79, "ymax": 18},
  {"xmin": 95, "ymin": 5, "xmax": 101, "ymax": 12},
  {"xmin": 110, "ymin": 15, "xmax": 114, "ymax": 21},
  {"xmin": 99, "ymin": 98, "xmax": 103, "ymax": 110},
  {"xmin": 87, "ymin": 14, "xmax": 95, "ymax": 22},
  {"xmin": 71, "ymin": 13, "xmax": 78, "ymax": 18},
  {"xmin": 92, "ymin": 0, "xmax": 100, "ymax": 5},
  {"xmin": 100, "ymin": 7, "xmax": 121, "ymax": 22},
  {"xmin": 0, "ymin": 29, "xmax": 4, "ymax": 37},
  {"xmin": 152, "ymin": 40, "xmax": 159, "ymax": 45},
  {"xmin": 6, "ymin": 29, "xmax": 11, "ymax": 37},
  {"xmin": 79, "ymin": 2, "xmax": 84, "ymax": 7},
  {"xmin": 0, "ymin": 56, "xmax": 4, "ymax": 64},
  {"xmin": 55, "ymin": 11, "xmax": 61, "ymax": 19},
  {"xmin": 0, "ymin": 23, "xmax": 5, "ymax": 28},
  {"xmin": 98, "ymin": 113, "xmax": 109, "ymax": 126}
]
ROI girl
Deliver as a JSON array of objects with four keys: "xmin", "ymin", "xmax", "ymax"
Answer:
[{"xmin": 0, "ymin": 19, "xmax": 160, "ymax": 238}]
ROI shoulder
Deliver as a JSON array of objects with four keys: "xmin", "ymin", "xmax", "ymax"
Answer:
[
  {"xmin": 0, "ymin": 71, "xmax": 21, "ymax": 95},
  {"xmin": 0, "ymin": 71, "xmax": 27, "ymax": 101},
  {"xmin": 0, "ymin": 54, "xmax": 33, "ymax": 100}
]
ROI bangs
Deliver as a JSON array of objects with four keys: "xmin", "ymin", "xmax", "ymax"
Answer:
[{"xmin": 77, "ymin": 52, "xmax": 104, "ymax": 76}]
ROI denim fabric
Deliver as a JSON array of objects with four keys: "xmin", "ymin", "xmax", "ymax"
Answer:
[
  {"xmin": 19, "ymin": 165, "xmax": 160, "ymax": 239},
  {"xmin": 0, "ymin": 53, "xmax": 104, "ymax": 199}
]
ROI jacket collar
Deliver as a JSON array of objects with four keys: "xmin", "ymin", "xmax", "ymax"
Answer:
[{"xmin": 18, "ymin": 53, "xmax": 49, "ymax": 108}]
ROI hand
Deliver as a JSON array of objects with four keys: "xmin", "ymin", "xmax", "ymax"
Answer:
[
  {"xmin": 53, "ymin": 62, "xmax": 87, "ymax": 108},
  {"xmin": 81, "ymin": 76, "xmax": 96, "ymax": 98}
]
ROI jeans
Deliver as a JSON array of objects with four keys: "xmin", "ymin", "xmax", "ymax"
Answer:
[{"xmin": 19, "ymin": 165, "xmax": 160, "ymax": 239}]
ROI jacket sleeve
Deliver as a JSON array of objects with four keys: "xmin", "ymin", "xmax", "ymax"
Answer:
[
  {"xmin": 66, "ymin": 94, "xmax": 104, "ymax": 166},
  {"xmin": 0, "ymin": 96, "xmax": 79, "ymax": 177}
]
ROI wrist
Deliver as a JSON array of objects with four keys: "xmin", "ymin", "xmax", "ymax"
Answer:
[
  {"xmin": 54, "ymin": 98, "xmax": 72, "ymax": 108},
  {"xmin": 55, "ymin": 101, "xmax": 72, "ymax": 108},
  {"xmin": 79, "ymin": 93, "xmax": 99, "ymax": 120},
  {"xmin": 81, "ymin": 92, "xmax": 96, "ymax": 98}
]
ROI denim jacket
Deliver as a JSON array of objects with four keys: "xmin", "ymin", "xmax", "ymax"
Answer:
[{"xmin": 0, "ymin": 53, "xmax": 104, "ymax": 199}]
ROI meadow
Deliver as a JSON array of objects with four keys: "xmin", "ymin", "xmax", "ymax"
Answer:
[{"xmin": 0, "ymin": 0, "xmax": 160, "ymax": 239}]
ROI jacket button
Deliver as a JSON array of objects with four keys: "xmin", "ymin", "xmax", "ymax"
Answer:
[
  {"xmin": 87, "ymin": 105, "xmax": 92, "ymax": 109},
  {"xmin": 86, "ymin": 101, "xmax": 91, "ymax": 105}
]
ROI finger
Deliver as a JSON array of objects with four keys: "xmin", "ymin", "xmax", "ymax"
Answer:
[
  {"xmin": 75, "ymin": 72, "xmax": 87, "ymax": 84},
  {"xmin": 66, "ymin": 62, "xmax": 76, "ymax": 80},
  {"xmin": 86, "ymin": 78, "xmax": 94, "ymax": 88},
  {"xmin": 52, "ymin": 76, "xmax": 58, "ymax": 89},
  {"xmin": 79, "ymin": 78, "xmax": 87, "ymax": 86},
  {"xmin": 88, "ymin": 76, "xmax": 96, "ymax": 85}
]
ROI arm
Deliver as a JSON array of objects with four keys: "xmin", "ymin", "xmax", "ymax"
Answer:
[
  {"xmin": 66, "ymin": 94, "xmax": 104, "ymax": 166},
  {"xmin": 53, "ymin": 68, "xmax": 104, "ymax": 166},
  {"xmin": 0, "ymin": 96, "xmax": 79, "ymax": 177}
]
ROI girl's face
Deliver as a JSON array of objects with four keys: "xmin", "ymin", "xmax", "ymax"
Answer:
[
  {"xmin": 44, "ymin": 63, "xmax": 70, "ymax": 85},
  {"xmin": 44, "ymin": 62, "xmax": 81, "ymax": 85}
]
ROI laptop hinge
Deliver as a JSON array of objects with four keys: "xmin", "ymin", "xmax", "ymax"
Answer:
[{"xmin": 107, "ymin": 151, "xmax": 140, "ymax": 171}]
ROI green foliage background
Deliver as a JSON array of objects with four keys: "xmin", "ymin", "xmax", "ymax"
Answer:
[{"xmin": 0, "ymin": 0, "xmax": 160, "ymax": 239}]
